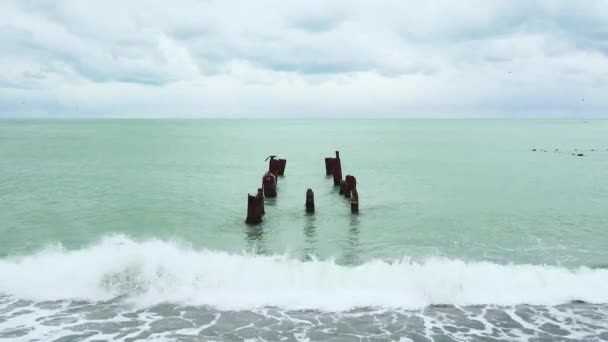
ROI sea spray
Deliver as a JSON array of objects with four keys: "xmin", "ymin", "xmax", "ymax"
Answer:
[{"xmin": 1, "ymin": 235, "xmax": 607, "ymax": 311}]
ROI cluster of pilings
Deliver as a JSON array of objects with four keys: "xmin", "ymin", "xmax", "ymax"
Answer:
[
  {"xmin": 246, "ymin": 151, "xmax": 359, "ymax": 224},
  {"xmin": 246, "ymin": 156, "xmax": 286, "ymax": 224},
  {"xmin": 325, "ymin": 151, "xmax": 359, "ymax": 213}
]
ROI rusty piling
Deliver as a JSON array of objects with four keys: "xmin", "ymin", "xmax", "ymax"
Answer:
[
  {"xmin": 246, "ymin": 191, "xmax": 264, "ymax": 224},
  {"xmin": 339, "ymin": 180, "xmax": 346, "ymax": 195},
  {"xmin": 267, "ymin": 155, "xmax": 287, "ymax": 177},
  {"xmin": 268, "ymin": 156, "xmax": 280, "ymax": 178},
  {"xmin": 262, "ymin": 171, "xmax": 277, "ymax": 198},
  {"xmin": 351, "ymin": 189, "xmax": 359, "ymax": 213},
  {"xmin": 257, "ymin": 188, "xmax": 265, "ymax": 215},
  {"xmin": 306, "ymin": 189, "xmax": 315, "ymax": 213},
  {"xmin": 344, "ymin": 175, "xmax": 356, "ymax": 198},
  {"xmin": 332, "ymin": 151, "xmax": 342, "ymax": 186},
  {"xmin": 324, "ymin": 158, "xmax": 335, "ymax": 175},
  {"xmin": 278, "ymin": 159, "xmax": 287, "ymax": 176}
]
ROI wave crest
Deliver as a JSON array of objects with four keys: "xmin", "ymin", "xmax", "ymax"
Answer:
[{"xmin": 1, "ymin": 235, "xmax": 607, "ymax": 311}]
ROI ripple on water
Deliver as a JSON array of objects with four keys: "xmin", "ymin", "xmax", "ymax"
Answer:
[{"xmin": 149, "ymin": 317, "xmax": 194, "ymax": 333}]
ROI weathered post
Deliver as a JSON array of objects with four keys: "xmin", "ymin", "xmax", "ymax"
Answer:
[
  {"xmin": 268, "ymin": 156, "xmax": 281, "ymax": 178},
  {"xmin": 344, "ymin": 175, "xmax": 357, "ymax": 198},
  {"xmin": 246, "ymin": 193, "xmax": 263, "ymax": 224},
  {"xmin": 262, "ymin": 171, "xmax": 277, "ymax": 198},
  {"xmin": 333, "ymin": 151, "xmax": 342, "ymax": 186},
  {"xmin": 306, "ymin": 189, "xmax": 315, "ymax": 213},
  {"xmin": 267, "ymin": 155, "xmax": 287, "ymax": 177},
  {"xmin": 278, "ymin": 159, "xmax": 287, "ymax": 176},
  {"xmin": 351, "ymin": 189, "xmax": 359, "ymax": 213},
  {"xmin": 325, "ymin": 158, "xmax": 335, "ymax": 175},
  {"xmin": 257, "ymin": 188, "xmax": 265, "ymax": 215},
  {"xmin": 339, "ymin": 180, "xmax": 346, "ymax": 195}
]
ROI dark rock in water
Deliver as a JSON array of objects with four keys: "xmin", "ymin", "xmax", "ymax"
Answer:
[
  {"xmin": 577, "ymin": 153, "xmax": 584, "ymax": 157},
  {"xmin": 532, "ymin": 149, "xmax": 536, "ymax": 151}
]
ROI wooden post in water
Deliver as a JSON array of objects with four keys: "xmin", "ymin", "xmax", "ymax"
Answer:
[
  {"xmin": 351, "ymin": 189, "xmax": 359, "ymax": 213},
  {"xmin": 278, "ymin": 159, "xmax": 287, "ymax": 176},
  {"xmin": 339, "ymin": 180, "xmax": 346, "ymax": 195},
  {"xmin": 306, "ymin": 189, "xmax": 315, "ymax": 213},
  {"xmin": 344, "ymin": 175, "xmax": 356, "ymax": 198},
  {"xmin": 257, "ymin": 188, "xmax": 265, "ymax": 215},
  {"xmin": 332, "ymin": 151, "xmax": 342, "ymax": 186},
  {"xmin": 268, "ymin": 156, "xmax": 281, "ymax": 178},
  {"xmin": 267, "ymin": 155, "xmax": 287, "ymax": 177},
  {"xmin": 324, "ymin": 158, "xmax": 335, "ymax": 175},
  {"xmin": 262, "ymin": 171, "xmax": 277, "ymax": 198},
  {"xmin": 246, "ymin": 192, "xmax": 263, "ymax": 224}
]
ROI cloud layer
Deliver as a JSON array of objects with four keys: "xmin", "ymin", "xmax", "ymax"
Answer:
[{"xmin": 1, "ymin": 0, "xmax": 607, "ymax": 117}]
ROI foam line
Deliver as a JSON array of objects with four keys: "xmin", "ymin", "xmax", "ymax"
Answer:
[{"xmin": 1, "ymin": 235, "xmax": 607, "ymax": 311}]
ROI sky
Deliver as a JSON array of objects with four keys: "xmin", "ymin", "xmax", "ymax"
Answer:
[{"xmin": 0, "ymin": 0, "xmax": 607, "ymax": 118}]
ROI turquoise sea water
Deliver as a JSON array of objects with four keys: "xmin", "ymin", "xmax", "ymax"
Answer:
[
  {"xmin": 2, "ymin": 119, "xmax": 607, "ymax": 265},
  {"xmin": 1, "ymin": 119, "xmax": 608, "ymax": 341}
]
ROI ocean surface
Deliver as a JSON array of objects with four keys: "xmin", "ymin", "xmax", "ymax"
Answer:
[{"xmin": 1, "ymin": 119, "xmax": 608, "ymax": 341}]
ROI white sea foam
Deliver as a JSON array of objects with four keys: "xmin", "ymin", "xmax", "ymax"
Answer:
[{"xmin": 1, "ymin": 235, "xmax": 607, "ymax": 311}]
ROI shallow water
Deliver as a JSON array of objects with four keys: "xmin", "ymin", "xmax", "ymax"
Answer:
[{"xmin": 2, "ymin": 295, "xmax": 608, "ymax": 342}]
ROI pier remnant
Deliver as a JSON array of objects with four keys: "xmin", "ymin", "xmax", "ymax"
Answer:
[
  {"xmin": 324, "ymin": 151, "xmax": 342, "ymax": 185},
  {"xmin": 262, "ymin": 171, "xmax": 277, "ymax": 198},
  {"xmin": 246, "ymin": 191, "xmax": 264, "ymax": 224},
  {"xmin": 339, "ymin": 180, "xmax": 346, "ymax": 195},
  {"xmin": 344, "ymin": 175, "xmax": 357, "ymax": 198},
  {"xmin": 332, "ymin": 151, "xmax": 342, "ymax": 186},
  {"xmin": 257, "ymin": 188, "xmax": 265, "ymax": 215},
  {"xmin": 325, "ymin": 158, "xmax": 335, "ymax": 175},
  {"xmin": 306, "ymin": 189, "xmax": 315, "ymax": 213},
  {"xmin": 351, "ymin": 189, "xmax": 359, "ymax": 213},
  {"xmin": 267, "ymin": 155, "xmax": 287, "ymax": 177},
  {"xmin": 267, "ymin": 156, "xmax": 280, "ymax": 177},
  {"xmin": 278, "ymin": 159, "xmax": 287, "ymax": 176}
]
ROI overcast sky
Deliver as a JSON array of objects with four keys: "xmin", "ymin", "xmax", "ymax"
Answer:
[{"xmin": 1, "ymin": 0, "xmax": 607, "ymax": 117}]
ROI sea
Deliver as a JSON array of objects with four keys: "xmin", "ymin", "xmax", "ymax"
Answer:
[{"xmin": 1, "ymin": 119, "xmax": 608, "ymax": 341}]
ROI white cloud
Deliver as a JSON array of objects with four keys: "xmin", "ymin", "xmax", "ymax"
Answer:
[{"xmin": 0, "ymin": 0, "xmax": 607, "ymax": 117}]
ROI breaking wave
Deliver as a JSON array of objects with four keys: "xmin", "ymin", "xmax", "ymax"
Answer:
[{"xmin": 1, "ymin": 235, "xmax": 607, "ymax": 311}]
